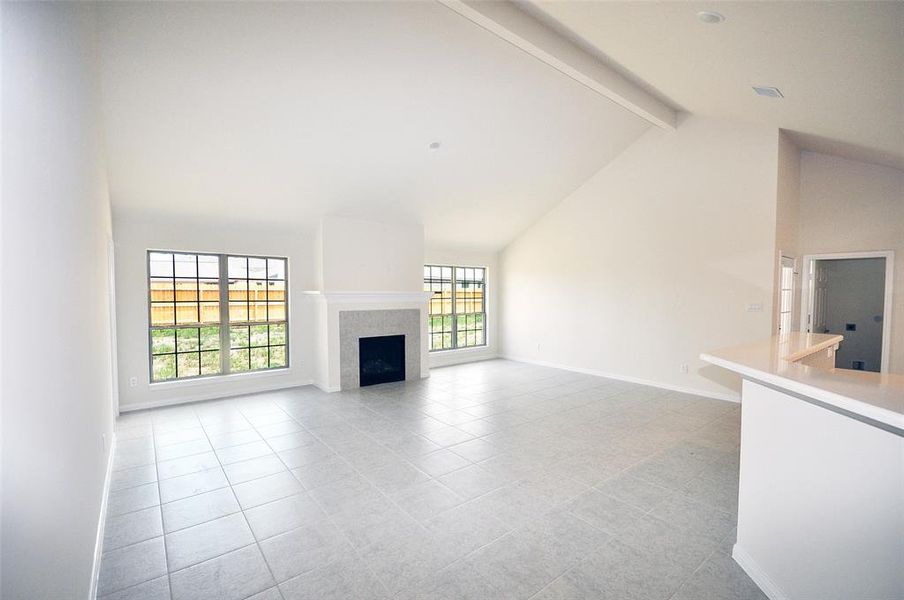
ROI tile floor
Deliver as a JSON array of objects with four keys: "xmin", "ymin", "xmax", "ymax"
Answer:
[{"xmin": 97, "ymin": 359, "xmax": 766, "ymax": 600}]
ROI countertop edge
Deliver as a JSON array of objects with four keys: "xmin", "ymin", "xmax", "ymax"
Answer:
[{"xmin": 700, "ymin": 352, "xmax": 904, "ymax": 435}]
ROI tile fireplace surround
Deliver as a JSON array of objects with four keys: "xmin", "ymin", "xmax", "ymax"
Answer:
[
  {"xmin": 304, "ymin": 291, "xmax": 432, "ymax": 392},
  {"xmin": 339, "ymin": 309, "xmax": 421, "ymax": 390}
]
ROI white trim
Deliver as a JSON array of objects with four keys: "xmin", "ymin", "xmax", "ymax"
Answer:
[
  {"xmin": 732, "ymin": 544, "xmax": 788, "ymax": 600},
  {"xmin": 313, "ymin": 381, "xmax": 341, "ymax": 393},
  {"xmin": 89, "ymin": 433, "xmax": 116, "ymax": 600},
  {"xmin": 799, "ymin": 250, "xmax": 894, "ymax": 373},
  {"xmin": 500, "ymin": 354, "xmax": 740, "ymax": 403},
  {"xmin": 119, "ymin": 379, "xmax": 313, "ymax": 412},
  {"xmin": 302, "ymin": 291, "xmax": 433, "ymax": 304}
]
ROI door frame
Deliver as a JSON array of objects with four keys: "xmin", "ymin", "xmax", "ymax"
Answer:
[{"xmin": 799, "ymin": 250, "xmax": 894, "ymax": 373}]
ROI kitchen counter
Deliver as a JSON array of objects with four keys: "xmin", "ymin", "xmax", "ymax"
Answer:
[
  {"xmin": 702, "ymin": 334, "xmax": 904, "ymax": 600},
  {"xmin": 701, "ymin": 332, "xmax": 903, "ymax": 435}
]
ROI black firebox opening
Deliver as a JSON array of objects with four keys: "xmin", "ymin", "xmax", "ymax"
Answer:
[{"xmin": 358, "ymin": 335, "xmax": 405, "ymax": 387}]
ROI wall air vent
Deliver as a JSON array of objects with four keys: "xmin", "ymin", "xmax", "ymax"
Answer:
[{"xmin": 752, "ymin": 86, "xmax": 783, "ymax": 98}]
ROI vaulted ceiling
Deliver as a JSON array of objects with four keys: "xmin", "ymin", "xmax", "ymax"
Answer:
[
  {"xmin": 524, "ymin": 0, "xmax": 904, "ymax": 170},
  {"xmin": 98, "ymin": 1, "xmax": 651, "ymax": 250},
  {"xmin": 98, "ymin": 1, "xmax": 902, "ymax": 252}
]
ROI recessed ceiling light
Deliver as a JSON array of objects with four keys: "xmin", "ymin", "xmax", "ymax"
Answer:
[
  {"xmin": 697, "ymin": 10, "xmax": 725, "ymax": 24},
  {"xmin": 428, "ymin": 141, "xmax": 441, "ymax": 151},
  {"xmin": 752, "ymin": 86, "xmax": 784, "ymax": 98}
]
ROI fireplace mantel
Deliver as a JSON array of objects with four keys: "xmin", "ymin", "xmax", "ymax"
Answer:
[
  {"xmin": 303, "ymin": 291, "xmax": 433, "ymax": 304},
  {"xmin": 306, "ymin": 290, "xmax": 432, "ymax": 391}
]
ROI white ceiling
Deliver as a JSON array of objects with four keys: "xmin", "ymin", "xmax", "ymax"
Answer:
[
  {"xmin": 97, "ymin": 2, "xmax": 650, "ymax": 251},
  {"xmin": 524, "ymin": 1, "xmax": 904, "ymax": 170}
]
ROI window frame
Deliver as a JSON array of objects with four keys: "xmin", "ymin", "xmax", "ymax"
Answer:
[
  {"xmin": 424, "ymin": 263, "xmax": 487, "ymax": 352},
  {"xmin": 147, "ymin": 250, "xmax": 290, "ymax": 383}
]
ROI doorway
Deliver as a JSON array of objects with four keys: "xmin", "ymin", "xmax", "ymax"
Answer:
[{"xmin": 800, "ymin": 251, "xmax": 894, "ymax": 373}]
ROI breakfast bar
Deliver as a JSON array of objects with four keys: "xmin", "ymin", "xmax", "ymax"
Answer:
[{"xmin": 701, "ymin": 333, "xmax": 904, "ymax": 600}]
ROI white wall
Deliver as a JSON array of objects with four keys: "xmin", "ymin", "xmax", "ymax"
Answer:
[
  {"xmin": 499, "ymin": 116, "xmax": 780, "ymax": 400},
  {"xmin": 799, "ymin": 152, "xmax": 904, "ymax": 374},
  {"xmin": 426, "ymin": 246, "xmax": 500, "ymax": 368},
  {"xmin": 320, "ymin": 216, "xmax": 423, "ymax": 292},
  {"xmin": 113, "ymin": 214, "xmax": 318, "ymax": 411},
  {"xmin": 821, "ymin": 258, "xmax": 887, "ymax": 372},
  {"xmin": 2, "ymin": 4, "xmax": 115, "ymax": 598}
]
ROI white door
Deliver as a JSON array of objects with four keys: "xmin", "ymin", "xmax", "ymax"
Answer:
[{"xmin": 809, "ymin": 260, "xmax": 828, "ymax": 333}]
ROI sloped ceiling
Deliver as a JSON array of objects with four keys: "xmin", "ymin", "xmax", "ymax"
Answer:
[
  {"xmin": 98, "ymin": 1, "xmax": 651, "ymax": 250},
  {"xmin": 524, "ymin": 0, "xmax": 904, "ymax": 170}
]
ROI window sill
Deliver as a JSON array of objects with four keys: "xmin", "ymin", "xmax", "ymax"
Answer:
[{"xmin": 149, "ymin": 367, "xmax": 291, "ymax": 389}]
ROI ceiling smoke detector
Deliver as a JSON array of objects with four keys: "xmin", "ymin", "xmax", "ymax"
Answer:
[
  {"xmin": 752, "ymin": 86, "xmax": 784, "ymax": 98},
  {"xmin": 428, "ymin": 141, "xmax": 442, "ymax": 151},
  {"xmin": 697, "ymin": 10, "xmax": 725, "ymax": 24}
]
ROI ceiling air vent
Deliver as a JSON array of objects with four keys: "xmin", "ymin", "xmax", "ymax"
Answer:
[{"xmin": 752, "ymin": 86, "xmax": 783, "ymax": 98}]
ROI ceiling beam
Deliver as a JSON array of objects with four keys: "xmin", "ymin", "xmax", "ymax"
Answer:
[{"xmin": 437, "ymin": 0, "xmax": 677, "ymax": 130}]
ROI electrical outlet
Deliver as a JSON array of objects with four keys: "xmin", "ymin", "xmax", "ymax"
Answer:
[
  {"xmin": 536, "ymin": 343, "xmax": 541, "ymax": 352},
  {"xmin": 101, "ymin": 433, "xmax": 107, "ymax": 452},
  {"xmin": 129, "ymin": 377, "xmax": 138, "ymax": 387},
  {"xmin": 746, "ymin": 303, "xmax": 763, "ymax": 312},
  {"xmin": 680, "ymin": 363, "xmax": 689, "ymax": 374}
]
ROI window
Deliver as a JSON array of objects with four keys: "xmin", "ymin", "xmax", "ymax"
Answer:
[
  {"xmin": 148, "ymin": 251, "xmax": 288, "ymax": 381},
  {"xmin": 227, "ymin": 256, "xmax": 288, "ymax": 373},
  {"xmin": 424, "ymin": 264, "xmax": 485, "ymax": 351}
]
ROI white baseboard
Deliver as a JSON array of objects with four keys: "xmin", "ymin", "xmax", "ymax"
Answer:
[
  {"xmin": 119, "ymin": 379, "xmax": 314, "ymax": 412},
  {"xmin": 313, "ymin": 381, "xmax": 340, "ymax": 393},
  {"xmin": 89, "ymin": 432, "xmax": 116, "ymax": 599},
  {"xmin": 499, "ymin": 354, "xmax": 740, "ymax": 403},
  {"xmin": 732, "ymin": 543, "xmax": 788, "ymax": 600}
]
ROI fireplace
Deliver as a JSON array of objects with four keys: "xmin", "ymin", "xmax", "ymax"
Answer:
[
  {"xmin": 336, "ymin": 308, "xmax": 422, "ymax": 390},
  {"xmin": 358, "ymin": 334, "xmax": 406, "ymax": 387}
]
